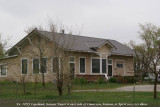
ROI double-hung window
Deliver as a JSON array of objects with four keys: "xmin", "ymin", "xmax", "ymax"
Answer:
[
  {"xmin": 80, "ymin": 58, "xmax": 85, "ymax": 73},
  {"xmin": 0, "ymin": 65, "xmax": 7, "ymax": 77},
  {"xmin": 92, "ymin": 58, "xmax": 107, "ymax": 74},
  {"xmin": 92, "ymin": 59, "xmax": 100, "ymax": 73},
  {"xmin": 52, "ymin": 57, "xmax": 60, "ymax": 73},
  {"xmin": 22, "ymin": 59, "xmax": 28, "ymax": 74},
  {"xmin": 33, "ymin": 58, "xmax": 39, "ymax": 74},
  {"xmin": 41, "ymin": 58, "xmax": 47, "ymax": 73}
]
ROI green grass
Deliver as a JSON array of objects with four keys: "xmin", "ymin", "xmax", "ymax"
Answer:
[
  {"xmin": 0, "ymin": 81, "xmax": 159, "ymax": 106},
  {"xmin": 72, "ymin": 83, "xmax": 129, "ymax": 90}
]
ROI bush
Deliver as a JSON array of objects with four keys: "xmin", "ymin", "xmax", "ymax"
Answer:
[
  {"xmin": 74, "ymin": 78, "xmax": 88, "ymax": 85},
  {"xmin": 97, "ymin": 77, "xmax": 105, "ymax": 84},
  {"xmin": 124, "ymin": 77, "xmax": 136, "ymax": 83},
  {"xmin": 117, "ymin": 76, "xmax": 127, "ymax": 84},
  {"xmin": 0, "ymin": 81, "xmax": 13, "ymax": 85},
  {"xmin": 109, "ymin": 77, "xmax": 117, "ymax": 83}
]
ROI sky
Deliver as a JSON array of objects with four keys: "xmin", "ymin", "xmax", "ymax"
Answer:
[{"xmin": 0, "ymin": 0, "xmax": 160, "ymax": 48}]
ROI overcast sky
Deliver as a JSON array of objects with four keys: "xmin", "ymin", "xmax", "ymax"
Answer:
[{"xmin": 0, "ymin": 0, "xmax": 160, "ymax": 47}]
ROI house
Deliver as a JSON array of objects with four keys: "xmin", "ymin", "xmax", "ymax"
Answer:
[{"xmin": 0, "ymin": 29, "xmax": 134, "ymax": 82}]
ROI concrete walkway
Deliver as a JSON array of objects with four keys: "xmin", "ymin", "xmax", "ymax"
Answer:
[{"xmin": 73, "ymin": 85, "xmax": 160, "ymax": 92}]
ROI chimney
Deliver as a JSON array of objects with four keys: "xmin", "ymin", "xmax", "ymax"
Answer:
[{"xmin": 61, "ymin": 29, "xmax": 65, "ymax": 34}]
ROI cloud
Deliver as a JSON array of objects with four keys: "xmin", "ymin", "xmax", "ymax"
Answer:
[{"xmin": 0, "ymin": 0, "xmax": 160, "ymax": 46}]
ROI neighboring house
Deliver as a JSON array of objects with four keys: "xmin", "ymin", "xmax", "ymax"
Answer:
[{"xmin": 0, "ymin": 29, "xmax": 134, "ymax": 82}]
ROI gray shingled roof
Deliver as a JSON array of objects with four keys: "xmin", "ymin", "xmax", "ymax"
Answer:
[{"xmin": 37, "ymin": 30, "xmax": 134, "ymax": 56}]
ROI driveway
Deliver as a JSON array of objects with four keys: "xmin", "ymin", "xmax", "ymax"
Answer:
[
  {"xmin": 115, "ymin": 85, "xmax": 160, "ymax": 92},
  {"xmin": 73, "ymin": 85, "xmax": 160, "ymax": 92}
]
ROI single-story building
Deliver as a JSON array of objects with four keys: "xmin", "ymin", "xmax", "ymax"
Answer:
[{"xmin": 0, "ymin": 29, "xmax": 134, "ymax": 82}]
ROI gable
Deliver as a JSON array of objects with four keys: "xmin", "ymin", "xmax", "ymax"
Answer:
[{"xmin": 97, "ymin": 43, "xmax": 112, "ymax": 55}]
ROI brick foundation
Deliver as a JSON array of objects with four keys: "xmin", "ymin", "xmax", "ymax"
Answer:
[{"xmin": 76, "ymin": 75, "xmax": 105, "ymax": 81}]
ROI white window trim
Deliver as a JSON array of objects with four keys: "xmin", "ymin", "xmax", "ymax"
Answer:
[
  {"xmin": 69, "ymin": 56, "xmax": 75, "ymax": 63},
  {"xmin": 108, "ymin": 59, "xmax": 113, "ymax": 77},
  {"xmin": 69, "ymin": 56, "xmax": 76, "ymax": 77},
  {"xmin": 79, "ymin": 57, "xmax": 86, "ymax": 74},
  {"xmin": 32, "ymin": 57, "xmax": 48, "ymax": 75},
  {"xmin": 91, "ymin": 57, "xmax": 102, "ymax": 74},
  {"xmin": 115, "ymin": 60, "xmax": 125, "ymax": 76},
  {"xmin": 0, "ymin": 64, "xmax": 7, "ymax": 77},
  {"xmin": 102, "ymin": 58, "xmax": 107, "ymax": 74},
  {"xmin": 21, "ymin": 58, "xmax": 28, "ymax": 75}
]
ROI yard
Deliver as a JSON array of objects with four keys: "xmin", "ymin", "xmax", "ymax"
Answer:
[{"xmin": 0, "ymin": 81, "xmax": 160, "ymax": 107}]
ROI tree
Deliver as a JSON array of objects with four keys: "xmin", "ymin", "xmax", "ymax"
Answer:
[
  {"xmin": 0, "ymin": 34, "xmax": 11, "ymax": 58},
  {"xmin": 25, "ymin": 19, "xmax": 78, "ymax": 96},
  {"xmin": 46, "ymin": 20, "xmax": 77, "ymax": 96},
  {"xmin": 131, "ymin": 23, "xmax": 160, "ymax": 99},
  {"xmin": 25, "ymin": 26, "xmax": 47, "ymax": 87}
]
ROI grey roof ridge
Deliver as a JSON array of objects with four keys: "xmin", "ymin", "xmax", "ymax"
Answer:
[{"xmin": 37, "ymin": 29, "xmax": 116, "ymax": 42}]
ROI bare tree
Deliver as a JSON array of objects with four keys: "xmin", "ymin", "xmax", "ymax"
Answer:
[
  {"xmin": 130, "ymin": 23, "xmax": 160, "ymax": 99},
  {"xmin": 25, "ymin": 26, "xmax": 47, "ymax": 87},
  {"xmin": 46, "ymin": 20, "xmax": 77, "ymax": 96}
]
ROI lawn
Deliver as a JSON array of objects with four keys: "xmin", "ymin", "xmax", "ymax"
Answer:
[{"xmin": 0, "ymin": 81, "xmax": 159, "ymax": 107}]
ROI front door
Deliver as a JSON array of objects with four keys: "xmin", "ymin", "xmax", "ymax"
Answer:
[
  {"xmin": 70, "ymin": 63, "xmax": 75, "ymax": 79},
  {"xmin": 116, "ymin": 61, "xmax": 125, "ymax": 76}
]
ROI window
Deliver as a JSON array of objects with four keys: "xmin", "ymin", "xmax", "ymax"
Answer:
[
  {"xmin": 22, "ymin": 59, "xmax": 28, "ymax": 74},
  {"xmin": 80, "ymin": 58, "xmax": 85, "ymax": 73},
  {"xmin": 52, "ymin": 57, "xmax": 60, "ymax": 73},
  {"xmin": 69, "ymin": 57, "xmax": 75, "ymax": 63},
  {"xmin": 41, "ymin": 58, "xmax": 47, "ymax": 73},
  {"xmin": 108, "ymin": 60, "xmax": 112, "ymax": 65},
  {"xmin": 117, "ymin": 64, "xmax": 123, "ymax": 68},
  {"xmin": 108, "ymin": 59, "xmax": 112, "ymax": 76},
  {"xmin": 33, "ymin": 59, "xmax": 39, "ymax": 74},
  {"xmin": 0, "ymin": 65, "xmax": 7, "ymax": 76},
  {"xmin": 92, "ymin": 59, "xmax": 100, "ymax": 73},
  {"xmin": 69, "ymin": 57, "xmax": 75, "ymax": 78},
  {"xmin": 102, "ymin": 59, "xmax": 106, "ymax": 73}
]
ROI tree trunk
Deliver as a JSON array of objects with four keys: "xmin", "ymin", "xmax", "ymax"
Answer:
[
  {"xmin": 40, "ymin": 53, "xmax": 45, "ymax": 87},
  {"xmin": 154, "ymin": 73, "xmax": 158, "ymax": 99},
  {"xmin": 42, "ymin": 73, "xmax": 45, "ymax": 87},
  {"xmin": 67, "ymin": 83, "xmax": 71, "ymax": 95},
  {"xmin": 57, "ymin": 81, "xmax": 63, "ymax": 96},
  {"xmin": 23, "ymin": 82, "xmax": 26, "ymax": 94}
]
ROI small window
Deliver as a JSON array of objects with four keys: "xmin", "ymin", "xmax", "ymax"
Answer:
[
  {"xmin": 108, "ymin": 60, "xmax": 112, "ymax": 65},
  {"xmin": 117, "ymin": 64, "xmax": 123, "ymax": 68},
  {"xmin": 22, "ymin": 59, "xmax": 28, "ymax": 74},
  {"xmin": 33, "ymin": 59, "xmax": 39, "ymax": 74},
  {"xmin": 69, "ymin": 57, "xmax": 75, "ymax": 63},
  {"xmin": 80, "ymin": 58, "xmax": 85, "ymax": 73},
  {"xmin": 0, "ymin": 65, "xmax": 7, "ymax": 76}
]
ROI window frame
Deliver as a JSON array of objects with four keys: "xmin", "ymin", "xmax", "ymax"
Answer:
[
  {"xmin": 21, "ymin": 58, "xmax": 28, "ymax": 75},
  {"xmin": 102, "ymin": 58, "xmax": 107, "ymax": 74},
  {"xmin": 79, "ymin": 57, "xmax": 86, "ymax": 74},
  {"xmin": 52, "ymin": 57, "xmax": 60, "ymax": 73},
  {"xmin": 91, "ymin": 58, "xmax": 101, "ymax": 74},
  {"xmin": 115, "ymin": 60, "xmax": 125, "ymax": 76},
  {"xmin": 32, "ymin": 57, "xmax": 48, "ymax": 75},
  {"xmin": 32, "ymin": 58, "xmax": 40, "ymax": 74},
  {"xmin": 0, "ymin": 64, "xmax": 7, "ymax": 77},
  {"xmin": 40, "ymin": 57, "xmax": 48, "ymax": 74}
]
